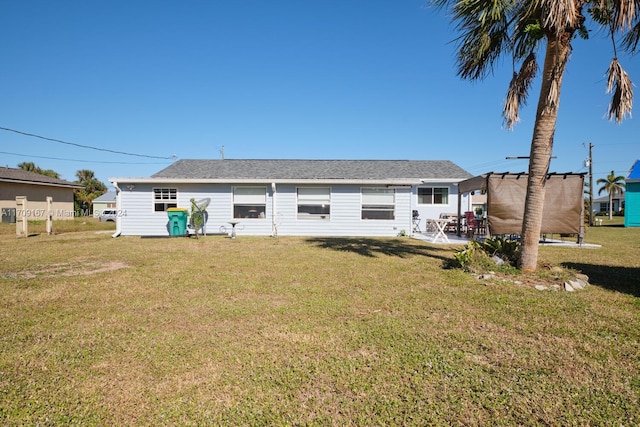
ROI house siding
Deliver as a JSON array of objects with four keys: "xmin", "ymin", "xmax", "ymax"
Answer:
[
  {"xmin": 0, "ymin": 182, "xmax": 77, "ymax": 220},
  {"xmin": 411, "ymin": 183, "xmax": 464, "ymax": 220},
  {"xmin": 119, "ymin": 184, "xmax": 275, "ymax": 236},
  {"xmin": 273, "ymin": 185, "xmax": 412, "ymax": 237},
  {"xmin": 625, "ymin": 182, "xmax": 640, "ymax": 227},
  {"xmin": 118, "ymin": 183, "xmax": 451, "ymax": 237}
]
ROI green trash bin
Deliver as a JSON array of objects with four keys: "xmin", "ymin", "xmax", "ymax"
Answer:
[{"xmin": 167, "ymin": 208, "xmax": 188, "ymax": 236}]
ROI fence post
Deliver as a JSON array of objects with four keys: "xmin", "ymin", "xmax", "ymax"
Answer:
[{"xmin": 15, "ymin": 196, "xmax": 27, "ymax": 238}]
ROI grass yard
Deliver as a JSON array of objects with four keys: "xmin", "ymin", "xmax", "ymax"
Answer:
[{"xmin": 0, "ymin": 219, "xmax": 638, "ymax": 425}]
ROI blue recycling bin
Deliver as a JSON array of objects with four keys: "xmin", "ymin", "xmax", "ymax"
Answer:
[{"xmin": 167, "ymin": 208, "xmax": 188, "ymax": 236}]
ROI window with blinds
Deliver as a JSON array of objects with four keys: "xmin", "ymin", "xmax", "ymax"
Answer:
[
  {"xmin": 361, "ymin": 188, "xmax": 395, "ymax": 220},
  {"xmin": 297, "ymin": 187, "xmax": 330, "ymax": 220},
  {"xmin": 233, "ymin": 187, "xmax": 266, "ymax": 219}
]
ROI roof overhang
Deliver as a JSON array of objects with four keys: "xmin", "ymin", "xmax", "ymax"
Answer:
[
  {"xmin": 110, "ymin": 177, "xmax": 469, "ymax": 185},
  {"xmin": 0, "ymin": 178, "xmax": 84, "ymax": 189}
]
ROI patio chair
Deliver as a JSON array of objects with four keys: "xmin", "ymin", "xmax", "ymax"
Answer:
[
  {"xmin": 412, "ymin": 210, "xmax": 421, "ymax": 233},
  {"xmin": 464, "ymin": 211, "xmax": 481, "ymax": 238}
]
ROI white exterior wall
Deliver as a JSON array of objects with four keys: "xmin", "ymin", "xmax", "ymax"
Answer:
[
  {"xmin": 410, "ymin": 182, "xmax": 468, "ymax": 223},
  {"xmin": 119, "ymin": 183, "xmax": 271, "ymax": 236},
  {"xmin": 118, "ymin": 181, "xmax": 465, "ymax": 237},
  {"xmin": 272, "ymin": 185, "xmax": 412, "ymax": 237}
]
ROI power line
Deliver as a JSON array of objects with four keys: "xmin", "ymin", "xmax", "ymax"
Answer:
[
  {"xmin": 0, "ymin": 126, "xmax": 173, "ymax": 160},
  {"xmin": 0, "ymin": 150, "xmax": 172, "ymax": 165}
]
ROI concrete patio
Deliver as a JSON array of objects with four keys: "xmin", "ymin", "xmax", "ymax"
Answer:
[{"xmin": 411, "ymin": 232, "xmax": 601, "ymax": 248}]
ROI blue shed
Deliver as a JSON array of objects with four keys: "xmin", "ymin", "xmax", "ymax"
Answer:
[{"xmin": 625, "ymin": 160, "xmax": 640, "ymax": 227}]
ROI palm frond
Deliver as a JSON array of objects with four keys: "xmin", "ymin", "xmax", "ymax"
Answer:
[
  {"xmin": 606, "ymin": 57, "xmax": 634, "ymax": 122},
  {"xmin": 456, "ymin": 27, "xmax": 510, "ymax": 80},
  {"xmin": 503, "ymin": 53, "xmax": 538, "ymax": 129},
  {"xmin": 540, "ymin": 0, "xmax": 581, "ymax": 33},
  {"xmin": 621, "ymin": 20, "xmax": 640, "ymax": 52},
  {"xmin": 611, "ymin": 0, "xmax": 639, "ymax": 30},
  {"xmin": 512, "ymin": 17, "xmax": 545, "ymax": 59},
  {"xmin": 450, "ymin": 0, "xmax": 516, "ymax": 80}
]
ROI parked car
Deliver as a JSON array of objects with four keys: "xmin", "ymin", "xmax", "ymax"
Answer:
[{"xmin": 99, "ymin": 209, "xmax": 117, "ymax": 222}]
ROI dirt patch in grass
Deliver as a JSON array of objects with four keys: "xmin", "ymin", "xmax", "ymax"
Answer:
[{"xmin": 1, "ymin": 259, "xmax": 129, "ymax": 280}]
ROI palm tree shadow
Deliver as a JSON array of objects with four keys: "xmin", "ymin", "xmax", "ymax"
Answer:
[
  {"xmin": 562, "ymin": 262, "xmax": 640, "ymax": 297},
  {"xmin": 305, "ymin": 237, "xmax": 453, "ymax": 263}
]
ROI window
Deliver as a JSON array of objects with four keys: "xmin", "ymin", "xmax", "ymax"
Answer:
[
  {"xmin": 297, "ymin": 187, "xmax": 330, "ymax": 220},
  {"xmin": 418, "ymin": 187, "xmax": 449, "ymax": 205},
  {"xmin": 361, "ymin": 188, "xmax": 395, "ymax": 220},
  {"xmin": 154, "ymin": 188, "xmax": 177, "ymax": 212},
  {"xmin": 234, "ymin": 187, "xmax": 266, "ymax": 219}
]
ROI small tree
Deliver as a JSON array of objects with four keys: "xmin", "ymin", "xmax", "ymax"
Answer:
[
  {"xmin": 74, "ymin": 169, "xmax": 107, "ymax": 214},
  {"xmin": 597, "ymin": 170, "xmax": 625, "ymax": 219}
]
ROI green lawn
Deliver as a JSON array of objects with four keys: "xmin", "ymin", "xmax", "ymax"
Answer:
[{"xmin": 0, "ymin": 219, "xmax": 638, "ymax": 425}]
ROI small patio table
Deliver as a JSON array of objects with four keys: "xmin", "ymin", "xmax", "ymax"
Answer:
[
  {"xmin": 426, "ymin": 218, "xmax": 450, "ymax": 243},
  {"xmin": 228, "ymin": 221, "xmax": 239, "ymax": 239}
]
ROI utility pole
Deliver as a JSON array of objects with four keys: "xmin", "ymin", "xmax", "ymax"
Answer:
[{"xmin": 588, "ymin": 143, "xmax": 594, "ymax": 227}]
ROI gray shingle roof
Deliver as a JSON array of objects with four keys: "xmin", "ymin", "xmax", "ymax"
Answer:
[
  {"xmin": 0, "ymin": 167, "xmax": 82, "ymax": 188},
  {"xmin": 152, "ymin": 159, "xmax": 473, "ymax": 180},
  {"xmin": 92, "ymin": 191, "xmax": 117, "ymax": 202}
]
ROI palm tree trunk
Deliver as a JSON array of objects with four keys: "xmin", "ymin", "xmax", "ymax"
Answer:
[
  {"xmin": 609, "ymin": 193, "xmax": 613, "ymax": 220},
  {"xmin": 519, "ymin": 33, "xmax": 572, "ymax": 272}
]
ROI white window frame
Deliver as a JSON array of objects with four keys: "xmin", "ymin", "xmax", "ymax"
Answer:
[
  {"xmin": 153, "ymin": 188, "xmax": 177, "ymax": 212},
  {"xmin": 233, "ymin": 186, "xmax": 267, "ymax": 219},
  {"xmin": 418, "ymin": 187, "xmax": 449, "ymax": 205},
  {"xmin": 297, "ymin": 187, "xmax": 331, "ymax": 220},
  {"xmin": 361, "ymin": 187, "xmax": 395, "ymax": 220}
]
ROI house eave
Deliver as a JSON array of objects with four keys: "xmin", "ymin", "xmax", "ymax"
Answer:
[
  {"xmin": 110, "ymin": 177, "xmax": 466, "ymax": 185},
  {"xmin": 0, "ymin": 178, "xmax": 84, "ymax": 189}
]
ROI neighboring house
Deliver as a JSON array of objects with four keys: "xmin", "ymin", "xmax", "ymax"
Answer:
[
  {"xmin": 0, "ymin": 167, "xmax": 83, "ymax": 221},
  {"xmin": 92, "ymin": 191, "xmax": 117, "ymax": 218},
  {"xmin": 110, "ymin": 159, "xmax": 473, "ymax": 237},
  {"xmin": 593, "ymin": 195, "xmax": 624, "ymax": 216},
  {"xmin": 625, "ymin": 159, "xmax": 640, "ymax": 227}
]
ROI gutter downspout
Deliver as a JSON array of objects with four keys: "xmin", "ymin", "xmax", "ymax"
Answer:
[
  {"xmin": 271, "ymin": 182, "xmax": 278, "ymax": 237},
  {"xmin": 111, "ymin": 181, "xmax": 122, "ymax": 238}
]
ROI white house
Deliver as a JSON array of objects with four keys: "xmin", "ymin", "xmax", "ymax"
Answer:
[
  {"xmin": 109, "ymin": 159, "xmax": 473, "ymax": 237},
  {"xmin": 593, "ymin": 194, "xmax": 624, "ymax": 216},
  {"xmin": 92, "ymin": 191, "xmax": 117, "ymax": 217}
]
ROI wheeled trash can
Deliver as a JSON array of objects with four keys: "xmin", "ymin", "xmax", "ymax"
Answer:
[{"xmin": 167, "ymin": 208, "xmax": 188, "ymax": 236}]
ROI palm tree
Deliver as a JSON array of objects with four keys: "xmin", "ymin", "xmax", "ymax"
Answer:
[
  {"xmin": 17, "ymin": 161, "xmax": 37, "ymax": 172},
  {"xmin": 433, "ymin": 0, "xmax": 637, "ymax": 271},
  {"xmin": 74, "ymin": 169, "xmax": 107, "ymax": 214},
  {"xmin": 75, "ymin": 169, "xmax": 96, "ymax": 183},
  {"xmin": 39, "ymin": 169, "xmax": 61, "ymax": 179},
  {"xmin": 597, "ymin": 170, "xmax": 626, "ymax": 219},
  {"xmin": 18, "ymin": 161, "xmax": 61, "ymax": 179}
]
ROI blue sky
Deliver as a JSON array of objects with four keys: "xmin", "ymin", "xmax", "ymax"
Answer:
[{"xmin": 1, "ymin": 0, "xmax": 638, "ymax": 190}]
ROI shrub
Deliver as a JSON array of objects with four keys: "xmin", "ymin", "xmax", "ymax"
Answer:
[
  {"xmin": 453, "ymin": 236, "xmax": 521, "ymax": 272},
  {"xmin": 481, "ymin": 236, "xmax": 521, "ymax": 265}
]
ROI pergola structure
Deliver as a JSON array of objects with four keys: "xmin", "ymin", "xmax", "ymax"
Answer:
[{"xmin": 456, "ymin": 172, "xmax": 586, "ymax": 242}]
